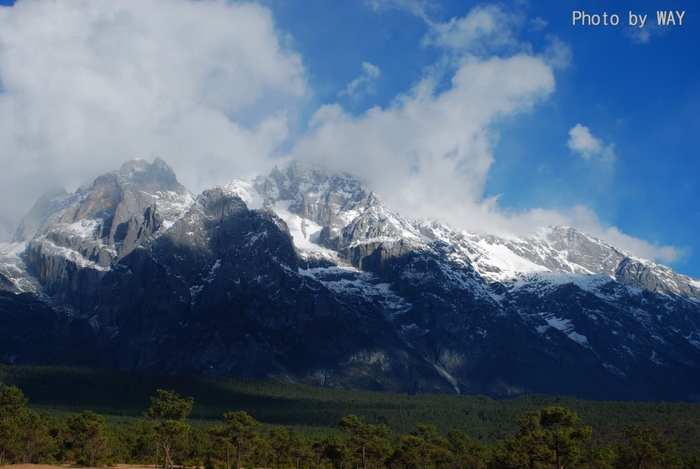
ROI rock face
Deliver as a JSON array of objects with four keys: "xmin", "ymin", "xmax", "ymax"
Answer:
[{"xmin": 1, "ymin": 159, "xmax": 700, "ymax": 400}]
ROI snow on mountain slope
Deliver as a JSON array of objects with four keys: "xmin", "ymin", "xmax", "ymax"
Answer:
[
  {"xmin": 218, "ymin": 163, "xmax": 700, "ymax": 385},
  {"xmin": 254, "ymin": 161, "xmax": 368, "ymax": 224},
  {"xmin": 412, "ymin": 219, "xmax": 699, "ymax": 300},
  {"xmin": 218, "ymin": 165, "xmax": 700, "ymax": 367},
  {"xmin": 223, "ymin": 179, "xmax": 264, "ymax": 210},
  {"xmin": 268, "ymin": 200, "xmax": 337, "ymax": 261},
  {"xmin": 0, "ymin": 241, "xmax": 41, "ymax": 293},
  {"xmin": 3, "ymin": 158, "xmax": 700, "ymax": 400},
  {"xmin": 14, "ymin": 157, "xmax": 694, "ymax": 306},
  {"xmin": 25, "ymin": 159, "xmax": 194, "ymax": 270},
  {"xmin": 226, "ymin": 161, "xmax": 432, "ymax": 265}
]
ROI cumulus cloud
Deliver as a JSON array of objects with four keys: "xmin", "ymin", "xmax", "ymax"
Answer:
[
  {"xmin": 292, "ymin": 5, "xmax": 555, "ymax": 232},
  {"xmin": 0, "ymin": 1, "xmax": 682, "ymax": 264},
  {"xmin": 291, "ymin": 5, "xmax": 681, "ymax": 264},
  {"xmin": 568, "ymin": 124, "xmax": 615, "ymax": 163},
  {"xmin": 529, "ymin": 17, "xmax": 548, "ymax": 31},
  {"xmin": 568, "ymin": 124, "xmax": 602, "ymax": 155},
  {"xmin": 422, "ymin": 5, "xmax": 524, "ymax": 57},
  {"xmin": 539, "ymin": 35, "xmax": 571, "ymax": 69},
  {"xmin": 0, "ymin": 0, "xmax": 305, "ymax": 237},
  {"xmin": 293, "ymin": 52, "xmax": 557, "ymax": 231},
  {"xmin": 339, "ymin": 62, "xmax": 381, "ymax": 101},
  {"xmin": 598, "ymin": 225, "xmax": 685, "ymax": 264}
]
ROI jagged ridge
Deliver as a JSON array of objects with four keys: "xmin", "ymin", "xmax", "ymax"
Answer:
[{"xmin": 1, "ymin": 159, "xmax": 699, "ymax": 400}]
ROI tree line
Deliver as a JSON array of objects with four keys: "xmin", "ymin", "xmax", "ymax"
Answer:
[
  {"xmin": 1, "ymin": 383, "xmax": 698, "ymax": 469},
  {"xmin": 4, "ymin": 364, "xmax": 700, "ymax": 451}
]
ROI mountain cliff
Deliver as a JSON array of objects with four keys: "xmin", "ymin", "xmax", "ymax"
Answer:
[{"xmin": 1, "ymin": 159, "xmax": 699, "ymax": 400}]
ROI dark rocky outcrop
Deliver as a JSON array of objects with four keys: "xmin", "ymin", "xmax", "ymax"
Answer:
[{"xmin": 1, "ymin": 159, "xmax": 699, "ymax": 400}]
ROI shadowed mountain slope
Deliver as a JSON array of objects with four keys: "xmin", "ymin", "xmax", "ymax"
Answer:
[{"xmin": 1, "ymin": 159, "xmax": 699, "ymax": 400}]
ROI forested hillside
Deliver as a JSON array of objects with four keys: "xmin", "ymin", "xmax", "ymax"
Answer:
[{"xmin": 2, "ymin": 365, "xmax": 700, "ymax": 468}]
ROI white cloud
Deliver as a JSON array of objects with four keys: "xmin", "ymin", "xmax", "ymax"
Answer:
[
  {"xmin": 291, "ymin": 6, "xmax": 681, "ymax": 264},
  {"xmin": 0, "ymin": 0, "xmax": 305, "ymax": 237},
  {"xmin": 567, "ymin": 124, "xmax": 615, "ymax": 163},
  {"xmin": 365, "ymin": 0, "xmax": 433, "ymax": 21},
  {"xmin": 339, "ymin": 62, "xmax": 381, "ymax": 100},
  {"xmin": 293, "ymin": 5, "xmax": 556, "ymax": 233},
  {"xmin": 293, "ymin": 53, "xmax": 556, "ymax": 231},
  {"xmin": 529, "ymin": 17, "xmax": 548, "ymax": 31},
  {"xmin": 421, "ymin": 7, "xmax": 569, "ymax": 79},
  {"xmin": 539, "ymin": 35, "xmax": 571, "ymax": 69},
  {"xmin": 568, "ymin": 124, "xmax": 602, "ymax": 156},
  {"xmin": 422, "ymin": 5, "xmax": 524, "ymax": 57},
  {"xmin": 0, "ymin": 1, "xmax": 682, "ymax": 265},
  {"xmin": 598, "ymin": 225, "xmax": 685, "ymax": 264},
  {"xmin": 624, "ymin": 23, "xmax": 668, "ymax": 44}
]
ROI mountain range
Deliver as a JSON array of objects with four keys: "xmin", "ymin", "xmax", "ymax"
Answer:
[{"xmin": 1, "ymin": 158, "xmax": 699, "ymax": 401}]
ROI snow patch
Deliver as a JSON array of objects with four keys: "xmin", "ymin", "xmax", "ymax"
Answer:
[
  {"xmin": 543, "ymin": 315, "xmax": 590, "ymax": 348},
  {"xmin": 432, "ymin": 364, "xmax": 461, "ymax": 394},
  {"xmin": 190, "ymin": 284, "xmax": 204, "ymax": 307},
  {"xmin": 224, "ymin": 179, "xmax": 264, "ymax": 210},
  {"xmin": 203, "ymin": 259, "xmax": 222, "ymax": 283},
  {"xmin": 567, "ymin": 331, "xmax": 590, "ymax": 347},
  {"xmin": 157, "ymin": 191, "xmax": 196, "ymax": 232},
  {"xmin": 37, "ymin": 239, "xmax": 110, "ymax": 272},
  {"xmin": 64, "ymin": 218, "xmax": 102, "ymax": 239},
  {"xmin": 650, "ymin": 351, "xmax": 665, "ymax": 366},
  {"xmin": 271, "ymin": 201, "xmax": 328, "ymax": 253},
  {"xmin": 0, "ymin": 241, "xmax": 28, "ymax": 257},
  {"xmin": 603, "ymin": 362, "xmax": 626, "ymax": 377},
  {"xmin": 466, "ymin": 237, "xmax": 550, "ymax": 283}
]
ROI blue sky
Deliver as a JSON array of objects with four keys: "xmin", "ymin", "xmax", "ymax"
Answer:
[
  {"xmin": 267, "ymin": 0, "xmax": 700, "ymax": 271},
  {"xmin": 0, "ymin": 0, "xmax": 698, "ymax": 278}
]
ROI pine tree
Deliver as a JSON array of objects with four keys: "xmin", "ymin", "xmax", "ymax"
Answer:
[
  {"xmin": 616, "ymin": 426, "xmax": 676, "ymax": 469},
  {"xmin": 144, "ymin": 389, "xmax": 194, "ymax": 469},
  {"xmin": 491, "ymin": 407, "xmax": 591, "ymax": 469},
  {"xmin": 0, "ymin": 384, "xmax": 27, "ymax": 465},
  {"xmin": 221, "ymin": 410, "xmax": 261, "ymax": 469},
  {"xmin": 66, "ymin": 410, "xmax": 108, "ymax": 467},
  {"xmin": 339, "ymin": 414, "xmax": 393, "ymax": 469}
]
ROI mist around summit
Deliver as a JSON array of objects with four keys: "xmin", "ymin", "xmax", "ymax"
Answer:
[
  {"xmin": 0, "ymin": 0, "xmax": 688, "ymax": 270},
  {"xmin": 1, "ymin": 157, "xmax": 699, "ymax": 400}
]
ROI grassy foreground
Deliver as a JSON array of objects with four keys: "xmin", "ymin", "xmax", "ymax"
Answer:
[{"xmin": 1, "ymin": 364, "xmax": 700, "ymax": 452}]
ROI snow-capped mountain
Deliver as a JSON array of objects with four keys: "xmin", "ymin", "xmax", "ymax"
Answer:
[{"xmin": 1, "ymin": 159, "xmax": 699, "ymax": 400}]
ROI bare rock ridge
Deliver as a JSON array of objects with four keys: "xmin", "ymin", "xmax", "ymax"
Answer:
[{"xmin": 1, "ymin": 158, "xmax": 699, "ymax": 400}]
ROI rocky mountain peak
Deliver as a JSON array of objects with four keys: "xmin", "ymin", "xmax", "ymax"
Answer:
[
  {"xmin": 226, "ymin": 162, "xmax": 700, "ymax": 299},
  {"xmin": 118, "ymin": 158, "xmax": 151, "ymax": 175},
  {"xmin": 14, "ymin": 188, "xmax": 74, "ymax": 242},
  {"xmin": 115, "ymin": 157, "xmax": 186, "ymax": 194},
  {"xmin": 52, "ymin": 158, "xmax": 192, "ymax": 236},
  {"xmin": 266, "ymin": 160, "xmax": 363, "ymax": 196},
  {"xmin": 255, "ymin": 161, "xmax": 367, "ymax": 225},
  {"xmin": 2, "ymin": 158, "xmax": 700, "ymax": 401},
  {"xmin": 9, "ymin": 158, "xmax": 195, "ymax": 289},
  {"xmin": 504, "ymin": 226, "xmax": 628, "ymax": 276}
]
